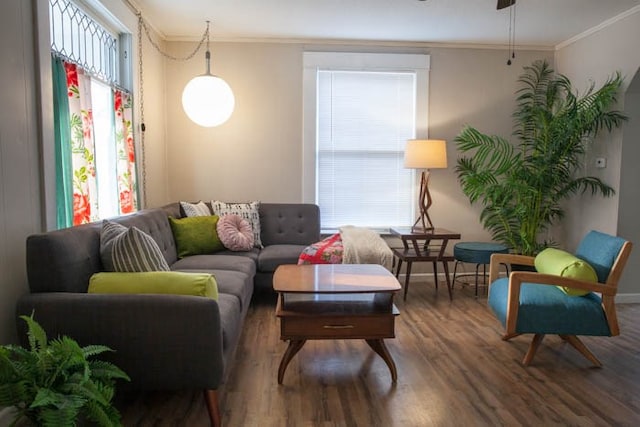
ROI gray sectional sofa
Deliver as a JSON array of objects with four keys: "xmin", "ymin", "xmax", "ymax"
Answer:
[{"xmin": 16, "ymin": 202, "xmax": 320, "ymax": 426}]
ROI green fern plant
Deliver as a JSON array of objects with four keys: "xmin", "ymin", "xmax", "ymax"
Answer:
[
  {"xmin": 0, "ymin": 314, "xmax": 130, "ymax": 426},
  {"xmin": 455, "ymin": 60, "xmax": 626, "ymax": 256}
]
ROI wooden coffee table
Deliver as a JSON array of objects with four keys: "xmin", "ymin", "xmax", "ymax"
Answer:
[{"xmin": 274, "ymin": 264, "xmax": 401, "ymax": 384}]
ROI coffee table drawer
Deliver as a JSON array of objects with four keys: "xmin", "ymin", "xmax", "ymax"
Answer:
[{"xmin": 281, "ymin": 314, "xmax": 395, "ymax": 339}]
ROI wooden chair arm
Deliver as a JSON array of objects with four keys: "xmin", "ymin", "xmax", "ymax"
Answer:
[
  {"xmin": 504, "ymin": 272, "xmax": 617, "ymax": 336},
  {"xmin": 488, "ymin": 253, "xmax": 535, "ymax": 283},
  {"xmin": 509, "ymin": 272, "xmax": 617, "ymax": 296}
]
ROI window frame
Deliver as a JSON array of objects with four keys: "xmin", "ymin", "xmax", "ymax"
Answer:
[
  {"xmin": 302, "ymin": 52, "xmax": 431, "ymax": 229},
  {"xmin": 35, "ymin": 0, "xmax": 138, "ymax": 230}
]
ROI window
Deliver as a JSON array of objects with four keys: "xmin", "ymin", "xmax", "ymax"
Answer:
[
  {"xmin": 49, "ymin": 0, "xmax": 137, "ymax": 228},
  {"xmin": 49, "ymin": 0, "xmax": 119, "ymax": 83},
  {"xmin": 303, "ymin": 52, "xmax": 430, "ymax": 230}
]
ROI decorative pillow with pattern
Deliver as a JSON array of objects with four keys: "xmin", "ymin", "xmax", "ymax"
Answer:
[
  {"xmin": 180, "ymin": 200, "xmax": 211, "ymax": 217},
  {"xmin": 217, "ymin": 214, "xmax": 254, "ymax": 251},
  {"xmin": 297, "ymin": 233, "xmax": 344, "ymax": 265},
  {"xmin": 210, "ymin": 200, "xmax": 262, "ymax": 248},
  {"xmin": 100, "ymin": 220, "xmax": 170, "ymax": 272}
]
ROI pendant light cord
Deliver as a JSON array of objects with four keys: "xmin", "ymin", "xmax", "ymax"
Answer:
[
  {"xmin": 139, "ymin": 17, "xmax": 210, "ymax": 62},
  {"xmin": 137, "ymin": 12, "xmax": 147, "ymax": 207},
  {"xmin": 124, "ymin": 0, "xmax": 211, "ymax": 206},
  {"xmin": 507, "ymin": 2, "xmax": 517, "ymax": 65}
]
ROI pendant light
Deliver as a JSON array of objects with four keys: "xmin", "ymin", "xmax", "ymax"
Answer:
[{"xmin": 181, "ymin": 21, "xmax": 235, "ymax": 127}]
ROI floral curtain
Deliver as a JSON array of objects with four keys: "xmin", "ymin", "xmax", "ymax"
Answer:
[
  {"xmin": 53, "ymin": 55, "xmax": 140, "ymax": 228},
  {"xmin": 114, "ymin": 89, "xmax": 138, "ymax": 214},
  {"xmin": 64, "ymin": 61, "xmax": 99, "ymax": 225}
]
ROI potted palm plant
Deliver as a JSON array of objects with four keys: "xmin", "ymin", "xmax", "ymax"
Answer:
[
  {"xmin": 0, "ymin": 314, "xmax": 129, "ymax": 426},
  {"xmin": 455, "ymin": 60, "xmax": 626, "ymax": 256}
]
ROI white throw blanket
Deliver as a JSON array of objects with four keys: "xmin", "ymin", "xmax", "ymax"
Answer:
[{"xmin": 339, "ymin": 225, "xmax": 394, "ymax": 271}]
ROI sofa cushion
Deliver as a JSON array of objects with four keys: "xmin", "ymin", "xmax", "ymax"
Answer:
[
  {"xmin": 258, "ymin": 244, "xmax": 307, "ymax": 273},
  {"xmin": 211, "ymin": 201, "xmax": 262, "ymax": 248},
  {"xmin": 100, "ymin": 220, "xmax": 170, "ymax": 272},
  {"xmin": 214, "ymin": 249, "xmax": 260, "ymax": 263},
  {"xmin": 180, "ymin": 200, "xmax": 211, "ymax": 217},
  {"xmin": 217, "ymin": 214, "xmax": 254, "ymax": 251},
  {"xmin": 88, "ymin": 271, "xmax": 218, "ymax": 300},
  {"xmin": 259, "ymin": 203, "xmax": 321, "ymax": 246},
  {"xmin": 169, "ymin": 216, "xmax": 224, "ymax": 258},
  {"xmin": 175, "ymin": 269, "xmax": 253, "ymax": 313},
  {"xmin": 534, "ymin": 247, "xmax": 597, "ymax": 296},
  {"xmin": 217, "ymin": 293, "xmax": 242, "ymax": 365},
  {"xmin": 171, "ymin": 254, "xmax": 257, "ymax": 278}
]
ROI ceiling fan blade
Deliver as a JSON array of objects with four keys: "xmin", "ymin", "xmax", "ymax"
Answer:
[{"xmin": 497, "ymin": 0, "xmax": 515, "ymax": 10}]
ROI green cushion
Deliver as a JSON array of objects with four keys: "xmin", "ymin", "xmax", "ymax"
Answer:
[
  {"xmin": 534, "ymin": 248, "xmax": 598, "ymax": 296},
  {"xmin": 88, "ymin": 271, "xmax": 218, "ymax": 300},
  {"xmin": 169, "ymin": 215, "xmax": 224, "ymax": 258}
]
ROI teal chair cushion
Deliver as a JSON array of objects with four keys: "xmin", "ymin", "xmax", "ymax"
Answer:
[
  {"xmin": 575, "ymin": 230, "xmax": 626, "ymax": 283},
  {"xmin": 488, "ymin": 278, "xmax": 611, "ymax": 336}
]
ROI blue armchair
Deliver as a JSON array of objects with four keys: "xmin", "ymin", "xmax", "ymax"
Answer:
[{"xmin": 487, "ymin": 231, "xmax": 632, "ymax": 366}]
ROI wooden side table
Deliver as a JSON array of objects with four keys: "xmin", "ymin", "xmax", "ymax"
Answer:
[
  {"xmin": 389, "ymin": 227, "xmax": 461, "ymax": 300},
  {"xmin": 274, "ymin": 264, "xmax": 401, "ymax": 384}
]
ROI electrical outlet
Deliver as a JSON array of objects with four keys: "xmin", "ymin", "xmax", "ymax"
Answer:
[{"xmin": 595, "ymin": 157, "xmax": 607, "ymax": 168}]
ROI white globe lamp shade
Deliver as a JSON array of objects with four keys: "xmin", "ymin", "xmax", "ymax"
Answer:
[{"xmin": 182, "ymin": 74, "xmax": 235, "ymax": 127}]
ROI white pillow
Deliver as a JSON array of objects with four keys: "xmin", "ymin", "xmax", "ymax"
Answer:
[
  {"xmin": 210, "ymin": 201, "xmax": 262, "ymax": 248},
  {"xmin": 180, "ymin": 201, "xmax": 211, "ymax": 217}
]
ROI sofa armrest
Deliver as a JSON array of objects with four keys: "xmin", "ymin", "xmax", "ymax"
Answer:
[{"xmin": 16, "ymin": 292, "xmax": 224, "ymax": 390}]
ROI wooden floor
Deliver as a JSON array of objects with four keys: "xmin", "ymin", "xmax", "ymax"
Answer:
[{"xmin": 117, "ymin": 278, "xmax": 640, "ymax": 426}]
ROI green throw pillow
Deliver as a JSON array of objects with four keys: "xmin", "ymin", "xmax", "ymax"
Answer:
[
  {"xmin": 534, "ymin": 248, "xmax": 598, "ymax": 296},
  {"xmin": 169, "ymin": 215, "xmax": 224, "ymax": 258},
  {"xmin": 88, "ymin": 271, "xmax": 218, "ymax": 300}
]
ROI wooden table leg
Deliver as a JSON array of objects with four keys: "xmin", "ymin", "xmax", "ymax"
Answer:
[
  {"xmin": 432, "ymin": 261, "xmax": 438, "ymax": 289},
  {"xmin": 278, "ymin": 339, "xmax": 306, "ymax": 384},
  {"xmin": 403, "ymin": 261, "xmax": 412, "ymax": 301},
  {"xmin": 442, "ymin": 260, "xmax": 453, "ymax": 301},
  {"xmin": 395, "ymin": 258, "xmax": 403, "ymax": 279},
  {"xmin": 366, "ymin": 339, "xmax": 397, "ymax": 382}
]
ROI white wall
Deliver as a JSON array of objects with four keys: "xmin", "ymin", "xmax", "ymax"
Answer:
[
  {"xmin": 139, "ymin": 21, "xmax": 170, "ymax": 208},
  {"xmin": 0, "ymin": 0, "xmax": 167, "ymax": 344},
  {"xmin": 618, "ymin": 76, "xmax": 640, "ymax": 297},
  {"xmin": 158, "ymin": 41, "xmax": 552, "ymax": 243},
  {"xmin": 555, "ymin": 10, "xmax": 640, "ymax": 296},
  {"xmin": 0, "ymin": 0, "xmax": 42, "ymax": 344}
]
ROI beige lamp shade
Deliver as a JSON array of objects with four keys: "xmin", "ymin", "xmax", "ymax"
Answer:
[{"xmin": 404, "ymin": 139, "xmax": 448, "ymax": 169}]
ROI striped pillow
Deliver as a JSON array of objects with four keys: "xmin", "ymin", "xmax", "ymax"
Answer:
[{"xmin": 100, "ymin": 220, "xmax": 170, "ymax": 272}]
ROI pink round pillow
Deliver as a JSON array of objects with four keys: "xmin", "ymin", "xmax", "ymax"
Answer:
[{"xmin": 217, "ymin": 214, "xmax": 254, "ymax": 251}]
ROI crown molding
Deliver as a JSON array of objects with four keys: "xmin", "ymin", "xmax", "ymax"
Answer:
[
  {"xmin": 556, "ymin": 5, "xmax": 640, "ymax": 51},
  {"xmin": 164, "ymin": 35, "xmax": 554, "ymax": 52}
]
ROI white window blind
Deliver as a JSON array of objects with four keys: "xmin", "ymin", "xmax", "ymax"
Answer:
[
  {"xmin": 317, "ymin": 70, "xmax": 416, "ymax": 229},
  {"xmin": 303, "ymin": 52, "xmax": 430, "ymax": 230}
]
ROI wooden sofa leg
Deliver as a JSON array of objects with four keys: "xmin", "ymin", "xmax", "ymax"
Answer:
[
  {"xmin": 559, "ymin": 334, "xmax": 602, "ymax": 367},
  {"xmin": 204, "ymin": 389, "xmax": 221, "ymax": 427},
  {"xmin": 522, "ymin": 333, "xmax": 545, "ymax": 366}
]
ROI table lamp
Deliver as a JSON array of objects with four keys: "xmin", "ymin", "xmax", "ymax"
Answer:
[{"xmin": 404, "ymin": 139, "xmax": 448, "ymax": 232}]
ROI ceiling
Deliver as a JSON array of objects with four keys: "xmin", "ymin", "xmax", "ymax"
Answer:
[{"xmin": 133, "ymin": 0, "xmax": 640, "ymax": 48}]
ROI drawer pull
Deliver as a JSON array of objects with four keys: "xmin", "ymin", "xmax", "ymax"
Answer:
[{"xmin": 323, "ymin": 325, "xmax": 354, "ymax": 329}]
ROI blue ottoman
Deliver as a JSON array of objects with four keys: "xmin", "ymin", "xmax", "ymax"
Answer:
[{"xmin": 453, "ymin": 242, "xmax": 509, "ymax": 296}]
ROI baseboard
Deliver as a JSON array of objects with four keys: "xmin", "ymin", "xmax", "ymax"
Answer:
[{"xmin": 615, "ymin": 293, "xmax": 640, "ymax": 304}]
